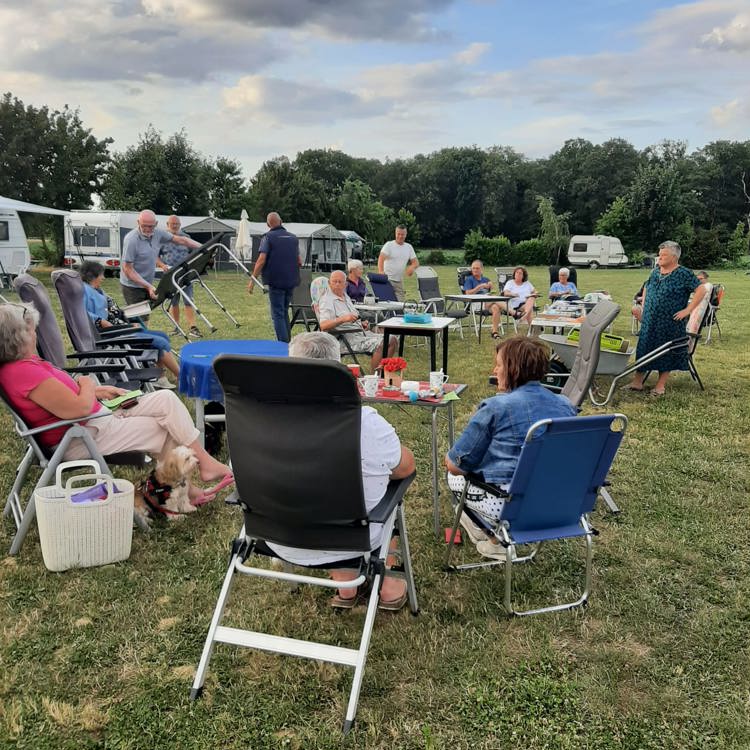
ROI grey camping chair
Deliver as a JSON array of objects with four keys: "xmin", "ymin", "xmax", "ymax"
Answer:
[
  {"xmin": 415, "ymin": 266, "xmax": 467, "ymax": 338},
  {"xmin": 190, "ymin": 355, "xmax": 417, "ymax": 733},
  {"xmin": 50, "ymin": 270, "xmax": 163, "ymax": 387},
  {"xmin": 289, "ymin": 267, "xmax": 318, "ymax": 332}
]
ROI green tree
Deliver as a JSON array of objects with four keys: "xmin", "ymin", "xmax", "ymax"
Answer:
[
  {"xmin": 0, "ymin": 92, "xmax": 112, "ymax": 258},
  {"xmin": 206, "ymin": 157, "xmax": 246, "ymax": 217},
  {"xmin": 536, "ymin": 195, "xmax": 569, "ymax": 263},
  {"xmin": 331, "ymin": 178, "xmax": 394, "ymax": 242},
  {"xmin": 725, "ymin": 221, "xmax": 749, "ymax": 264}
]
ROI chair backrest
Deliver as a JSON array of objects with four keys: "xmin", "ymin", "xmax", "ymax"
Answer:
[
  {"xmin": 291, "ymin": 267, "xmax": 313, "ymax": 307},
  {"xmin": 711, "ymin": 284, "xmax": 724, "ymax": 307},
  {"xmin": 414, "ymin": 266, "xmax": 437, "ymax": 280},
  {"xmin": 310, "ymin": 276, "xmax": 329, "ymax": 320},
  {"xmin": 213, "ymin": 355, "xmax": 370, "ymax": 551},
  {"xmin": 495, "ymin": 267, "xmax": 516, "ymax": 288},
  {"xmin": 152, "ymin": 232, "xmax": 229, "ymax": 307},
  {"xmin": 548, "ymin": 265, "xmax": 578, "ymax": 287},
  {"xmin": 51, "ymin": 269, "xmax": 99, "ymax": 352},
  {"xmin": 457, "ymin": 267, "xmax": 471, "ymax": 293},
  {"xmin": 560, "ymin": 300, "xmax": 621, "ymax": 408},
  {"xmin": 366, "ymin": 273, "xmax": 398, "ymax": 302},
  {"xmin": 416, "ymin": 269, "xmax": 445, "ymax": 312},
  {"xmin": 502, "ymin": 414, "xmax": 627, "ymax": 533},
  {"xmin": 0, "ymin": 382, "xmax": 52, "ymax": 461},
  {"xmin": 12, "ymin": 273, "xmax": 67, "ymax": 368}
]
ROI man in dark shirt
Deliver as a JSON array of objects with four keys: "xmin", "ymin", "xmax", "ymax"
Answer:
[{"xmin": 248, "ymin": 212, "xmax": 300, "ymax": 343}]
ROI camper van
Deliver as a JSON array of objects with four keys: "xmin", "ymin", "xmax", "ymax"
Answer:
[
  {"xmin": 567, "ymin": 235, "xmax": 628, "ymax": 269},
  {"xmin": 64, "ymin": 211, "xmax": 143, "ymax": 275},
  {"xmin": 0, "ymin": 209, "xmax": 32, "ymax": 282}
]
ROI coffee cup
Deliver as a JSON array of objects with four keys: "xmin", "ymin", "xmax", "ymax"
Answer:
[
  {"xmin": 429, "ymin": 370, "xmax": 449, "ymax": 390},
  {"xmin": 363, "ymin": 294, "xmax": 375, "ymax": 305},
  {"xmin": 347, "ymin": 364, "xmax": 361, "ymax": 378},
  {"xmin": 359, "ymin": 375, "xmax": 379, "ymax": 397}
]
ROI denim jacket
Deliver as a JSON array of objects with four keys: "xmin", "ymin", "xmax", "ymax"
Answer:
[{"xmin": 447, "ymin": 381, "xmax": 576, "ymax": 484}]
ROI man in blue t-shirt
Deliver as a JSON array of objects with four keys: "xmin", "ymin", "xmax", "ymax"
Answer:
[
  {"xmin": 248, "ymin": 212, "xmax": 300, "ymax": 342},
  {"xmin": 463, "ymin": 259, "xmax": 503, "ymax": 339}
]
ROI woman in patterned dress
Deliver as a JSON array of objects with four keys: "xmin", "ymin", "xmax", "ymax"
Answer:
[{"xmin": 626, "ymin": 241, "xmax": 707, "ymax": 396}]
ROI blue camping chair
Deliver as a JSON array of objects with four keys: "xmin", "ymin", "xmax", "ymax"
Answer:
[
  {"xmin": 366, "ymin": 272, "xmax": 399, "ymax": 302},
  {"xmin": 445, "ymin": 414, "xmax": 627, "ymax": 616}
]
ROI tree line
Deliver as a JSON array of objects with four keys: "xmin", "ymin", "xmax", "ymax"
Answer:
[{"xmin": 2, "ymin": 92, "xmax": 749, "ymax": 267}]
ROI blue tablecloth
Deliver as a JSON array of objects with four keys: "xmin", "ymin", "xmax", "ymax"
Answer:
[{"xmin": 179, "ymin": 339, "xmax": 288, "ymax": 402}]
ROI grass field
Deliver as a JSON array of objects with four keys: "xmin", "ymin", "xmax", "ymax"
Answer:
[{"xmin": 1, "ymin": 266, "xmax": 749, "ymax": 749}]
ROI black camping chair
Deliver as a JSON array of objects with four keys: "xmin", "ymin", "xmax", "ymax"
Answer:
[
  {"xmin": 289, "ymin": 267, "xmax": 318, "ymax": 332},
  {"xmin": 415, "ymin": 266, "xmax": 467, "ymax": 337},
  {"xmin": 190, "ymin": 356, "xmax": 417, "ymax": 733},
  {"xmin": 151, "ymin": 233, "xmax": 240, "ymax": 339}
]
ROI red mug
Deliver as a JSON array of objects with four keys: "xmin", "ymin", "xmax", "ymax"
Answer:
[{"xmin": 347, "ymin": 364, "xmax": 361, "ymax": 378}]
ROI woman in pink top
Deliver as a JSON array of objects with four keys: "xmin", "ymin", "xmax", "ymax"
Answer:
[{"xmin": 0, "ymin": 303, "xmax": 229, "ymax": 484}]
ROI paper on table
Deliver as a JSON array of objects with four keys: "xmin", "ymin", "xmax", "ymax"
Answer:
[{"xmin": 441, "ymin": 391, "xmax": 460, "ymax": 402}]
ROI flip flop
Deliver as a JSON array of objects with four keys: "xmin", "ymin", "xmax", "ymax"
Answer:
[
  {"xmin": 191, "ymin": 473, "xmax": 235, "ymax": 506},
  {"xmin": 491, "ymin": 331, "xmax": 501, "ymax": 339},
  {"xmin": 649, "ymin": 388, "xmax": 665, "ymax": 397},
  {"xmin": 621, "ymin": 384, "xmax": 644, "ymax": 392}
]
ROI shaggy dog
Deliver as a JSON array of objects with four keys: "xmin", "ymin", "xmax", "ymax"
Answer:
[{"xmin": 134, "ymin": 445, "xmax": 199, "ymax": 522}]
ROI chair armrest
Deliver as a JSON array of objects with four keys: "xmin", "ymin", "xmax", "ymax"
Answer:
[
  {"xmin": 64, "ymin": 364, "xmax": 127, "ymax": 374},
  {"xmin": 97, "ymin": 336, "xmax": 156, "ymax": 347},
  {"xmin": 19, "ymin": 409, "xmax": 112, "ymax": 438},
  {"xmin": 464, "ymin": 471, "xmax": 510, "ymax": 499},
  {"xmin": 68, "ymin": 349, "xmax": 142, "ymax": 358},
  {"xmin": 367, "ymin": 471, "xmax": 416, "ymax": 523},
  {"xmin": 98, "ymin": 325, "xmax": 141, "ymax": 338}
]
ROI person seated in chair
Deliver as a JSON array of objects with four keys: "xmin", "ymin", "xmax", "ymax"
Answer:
[
  {"xmin": 80, "ymin": 260, "xmax": 180, "ymax": 387},
  {"xmin": 501, "ymin": 266, "xmax": 538, "ymax": 325},
  {"xmin": 318, "ymin": 270, "xmax": 396, "ymax": 371},
  {"xmin": 271, "ymin": 331, "xmax": 415, "ymax": 611},
  {"xmin": 345, "ymin": 259, "xmax": 369, "ymax": 302},
  {"xmin": 463, "ymin": 259, "xmax": 503, "ymax": 339},
  {"xmin": 445, "ymin": 336, "xmax": 576, "ymax": 560},
  {"xmin": 548, "ymin": 267, "xmax": 580, "ymax": 301},
  {"xmin": 0, "ymin": 302, "xmax": 230, "ymax": 489}
]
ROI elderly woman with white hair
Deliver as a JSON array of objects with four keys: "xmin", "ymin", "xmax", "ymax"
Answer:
[
  {"xmin": 0, "ymin": 302, "xmax": 230, "ymax": 483},
  {"xmin": 625, "ymin": 241, "xmax": 707, "ymax": 396},
  {"xmin": 548, "ymin": 267, "xmax": 580, "ymax": 300},
  {"xmin": 345, "ymin": 258, "xmax": 368, "ymax": 302}
]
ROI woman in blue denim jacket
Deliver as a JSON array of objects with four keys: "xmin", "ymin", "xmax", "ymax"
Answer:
[{"xmin": 446, "ymin": 337, "xmax": 576, "ymax": 558}]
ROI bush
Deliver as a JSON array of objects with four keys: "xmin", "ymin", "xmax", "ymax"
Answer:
[
  {"xmin": 463, "ymin": 229, "xmax": 512, "ymax": 265},
  {"xmin": 683, "ymin": 227, "xmax": 723, "ymax": 268},
  {"xmin": 420, "ymin": 249, "xmax": 447, "ymax": 265},
  {"xmin": 510, "ymin": 238, "xmax": 549, "ymax": 266}
]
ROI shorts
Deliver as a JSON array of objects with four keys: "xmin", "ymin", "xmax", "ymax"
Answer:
[
  {"xmin": 170, "ymin": 282, "xmax": 194, "ymax": 306},
  {"xmin": 121, "ymin": 284, "xmax": 150, "ymax": 306},
  {"xmin": 340, "ymin": 330, "xmax": 383, "ymax": 355},
  {"xmin": 446, "ymin": 473, "xmax": 508, "ymax": 523}
]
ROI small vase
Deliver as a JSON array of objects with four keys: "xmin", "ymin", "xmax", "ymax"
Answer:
[{"xmin": 385, "ymin": 371, "xmax": 403, "ymax": 388}]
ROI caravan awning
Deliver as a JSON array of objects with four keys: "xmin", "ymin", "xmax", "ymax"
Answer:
[{"xmin": 0, "ymin": 195, "xmax": 68, "ymax": 216}]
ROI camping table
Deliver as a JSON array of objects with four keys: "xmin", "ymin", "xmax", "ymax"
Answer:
[
  {"xmin": 377, "ymin": 316, "xmax": 454, "ymax": 375},
  {"xmin": 528, "ymin": 315, "xmax": 583, "ymax": 337},
  {"xmin": 359, "ymin": 379, "xmax": 467, "ymax": 538},
  {"xmin": 353, "ymin": 300, "xmax": 404, "ymax": 323},
  {"xmin": 179, "ymin": 339, "xmax": 288, "ymax": 445},
  {"xmin": 444, "ymin": 294, "xmax": 512, "ymax": 342}
]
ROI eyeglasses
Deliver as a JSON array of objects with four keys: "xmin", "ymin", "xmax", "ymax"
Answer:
[
  {"xmin": 140, "ymin": 221, "xmax": 157, "ymax": 229},
  {"xmin": 7, "ymin": 302, "xmax": 30, "ymax": 321}
]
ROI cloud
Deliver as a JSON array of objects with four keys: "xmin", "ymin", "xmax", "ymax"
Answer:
[
  {"xmin": 222, "ymin": 75, "xmax": 390, "ymax": 125},
  {"xmin": 710, "ymin": 97, "xmax": 749, "ymax": 126},
  {"xmin": 142, "ymin": 0, "xmax": 455, "ymax": 41},
  {"xmin": 0, "ymin": 0, "xmax": 278, "ymax": 82},
  {"xmin": 701, "ymin": 12, "xmax": 750, "ymax": 52}
]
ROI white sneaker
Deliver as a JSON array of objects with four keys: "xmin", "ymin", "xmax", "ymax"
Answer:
[
  {"xmin": 154, "ymin": 376, "xmax": 177, "ymax": 389},
  {"xmin": 476, "ymin": 539, "xmax": 515, "ymax": 561},
  {"xmin": 459, "ymin": 512, "xmax": 489, "ymax": 545}
]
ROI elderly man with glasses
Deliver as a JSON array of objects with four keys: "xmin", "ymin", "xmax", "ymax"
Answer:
[{"xmin": 120, "ymin": 209, "xmax": 200, "ymax": 313}]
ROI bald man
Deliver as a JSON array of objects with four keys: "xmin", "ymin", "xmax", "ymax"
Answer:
[
  {"xmin": 248, "ymin": 212, "xmax": 300, "ymax": 343},
  {"xmin": 160, "ymin": 215, "xmax": 200, "ymax": 337},
  {"xmin": 120, "ymin": 209, "xmax": 199, "ymax": 311}
]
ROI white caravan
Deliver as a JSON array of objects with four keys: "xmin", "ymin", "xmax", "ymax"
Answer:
[
  {"xmin": 567, "ymin": 235, "xmax": 628, "ymax": 269},
  {"xmin": 0, "ymin": 196, "xmax": 69, "ymax": 285}
]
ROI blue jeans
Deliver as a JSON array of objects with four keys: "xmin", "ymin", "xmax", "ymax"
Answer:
[{"xmin": 268, "ymin": 287, "xmax": 293, "ymax": 343}]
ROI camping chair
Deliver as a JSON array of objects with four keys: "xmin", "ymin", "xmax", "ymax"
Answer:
[
  {"xmin": 151, "ymin": 233, "xmax": 241, "ymax": 340},
  {"xmin": 310, "ymin": 276, "xmax": 364, "ymax": 367},
  {"xmin": 415, "ymin": 266, "xmax": 467, "ymax": 338},
  {"xmin": 704, "ymin": 283, "xmax": 724, "ymax": 343},
  {"xmin": 289, "ymin": 267, "xmax": 318, "ymax": 333},
  {"xmin": 444, "ymin": 414, "xmax": 627, "ymax": 616},
  {"xmin": 50, "ymin": 270, "xmax": 163, "ymax": 388},
  {"xmin": 366, "ymin": 272, "xmax": 399, "ymax": 303},
  {"xmin": 1, "ymin": 385, "xmax": 148, "ymax": 555},
  {"xmin": 540, "ymin": 300, "xmax": 623, "ymax": 514},
  {"xmin": 13, "ymin": 274, "xmax": 152, "ymax": 389},
  {"xmin": 190, "ymin": 356, "xmax": 417, "ymax": 733}
]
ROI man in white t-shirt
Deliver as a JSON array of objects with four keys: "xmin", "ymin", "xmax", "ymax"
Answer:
[
  {"xmin": 268, "ymin": 331, "xmax": 415, "ymax": 610},
  {"xmin": 378, "ymin": 225, "xmax": 419, "ymax": 301}
]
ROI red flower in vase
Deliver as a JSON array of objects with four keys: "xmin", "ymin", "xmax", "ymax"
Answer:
[{"xmin": 381, "ymin": 357, "xmax": 407, "ymax": 373}]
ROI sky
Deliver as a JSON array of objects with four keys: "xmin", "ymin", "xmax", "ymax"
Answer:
[{"xmin": 1, "ymin": 0, "xmax": 749, "ymax": 179}]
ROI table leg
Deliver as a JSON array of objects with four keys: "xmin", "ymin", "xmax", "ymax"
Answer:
[
  {"xmin": 443, "ymin": 329, "xmax": 449, "ymax": 376},
  {"xmin": 382, "ymin": 330, "xmax": 391, "ymax": 364},
  {"xmin": 431, "ymin": 406, "xmax": 440, "ymax": 538},
  {"xmin": 447, "ymin": 401, "xmax": 455, "ymax": 445},
  {"xmin": 194, "ymin": 398, "xmax": 205, "ymax": 448},
  {"xmin": 398, "ymin": 333, "xmax": 405, "ymax": 357},
  {"xmin": 430, "ymin": 333, "xmax": 437, "ymax": 373}
]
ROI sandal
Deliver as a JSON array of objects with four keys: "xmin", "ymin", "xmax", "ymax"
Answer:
[
  {"xmin": 329, "ymin": 580, "xmax": 371, "ymax": 609},
  {"xmin": 621, "ymin": 384, "xmax": 644, "ymax": 392},
  {"xmin": 377, "ymin": 590, "xmax": 408, "ymax": 612},
  {"xmin": 649, "ymin": 388, "xmax": 665, "ymax": 397},
  {"xmin": 491, "ymin": 331, "xmax": 500, "ymax": 339}
]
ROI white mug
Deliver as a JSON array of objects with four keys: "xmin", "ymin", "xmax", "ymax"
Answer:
[
  {"xmin": 363, "ymin": 294, "xmax": 376, "ymax": 305},
  {"xmin": 359, "ymin": 375, "xmax": 379, "ymax": 397},
  {"xmin": 429, "ymin": 370, "xmax": 449, "ymax": 389}
]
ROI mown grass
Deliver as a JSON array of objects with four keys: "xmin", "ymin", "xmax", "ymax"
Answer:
[{"xmin": 1, "ymin": 266, "xmax": 749, "ymax": 749}]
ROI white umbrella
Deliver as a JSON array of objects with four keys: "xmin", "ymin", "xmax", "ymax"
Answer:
[{"xmin": 235, "ymin": 209, "xmax": 252, "ymax": 260}]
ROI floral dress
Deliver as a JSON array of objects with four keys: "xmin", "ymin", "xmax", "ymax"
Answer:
[{"xmin": 636, "ymin": 266, "xmax": 700, "ymax": 372}]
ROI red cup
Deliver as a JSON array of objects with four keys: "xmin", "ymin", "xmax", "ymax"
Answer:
[{"xmin": 347, "ymin": 364, "xmax": 361, "ymax": 377}]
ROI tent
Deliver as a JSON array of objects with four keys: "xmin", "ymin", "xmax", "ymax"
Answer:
[{"xmin": 0, "ymin": 196, "xmax": 68, "ymax": 216}]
